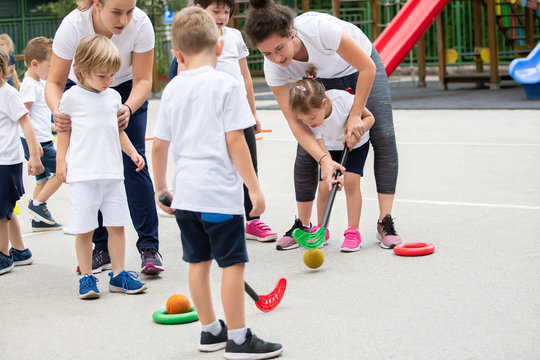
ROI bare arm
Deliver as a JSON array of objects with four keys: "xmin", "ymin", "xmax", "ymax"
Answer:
[
  {"xmin": 270, "ymin": 84, "xmax": 345, "ymax": 183},
  {"xmin": 55, "ymin": 127, "xmax": 71, "ymax": 183},
  {"xmin": 151, "ymin": 138, "xmax": 173, "ymax": 214},
  {"xmin": 336, "ymin": 33, "xmax": 376, "ymax": 148},
  {"xmin": 239, "ymin": 58, "xmax": 261, "ymax": 133},
  {"xmin": 18, "ymin": 114, "xmax": 44, "ymax": 176},
  {"xmin": 226, "ymin": 129, "xmax": 265, "ymax": 217},
  {"xmin": 119, "ymin": 130, "xmax": 144, "ymax": 171},
  {"xmin": 44, "ymin": 53, "xmax": 72, "ymax": 132},
  {"xmin": 10, "ymin": 64, "xmax": 21, "ymax": 90}
]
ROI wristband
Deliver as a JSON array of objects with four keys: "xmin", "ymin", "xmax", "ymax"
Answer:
[
  {"xmin": 318, "ymin": 154, "xmax": 327, "ymax": 165},
  {"xmin": 124, "ymin": 104, "xmax": 133, "ymax": 116}
]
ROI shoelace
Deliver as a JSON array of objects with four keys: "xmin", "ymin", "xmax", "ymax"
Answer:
[
  {"xmin": 81, "ymin": 274, "xmax": 98, "ymax": 287},
  {"xmin": 92, "ymin": 249, "xmax": 105, "ymax": 265},
  {"xmin": 380, "ymin": 217, "xmax": 397, "ymax": 236},
  {"xmin": 142, "ymin": 248, "xmax": 162, "ymax": 260},
  {"xmin": 119, "ymin": 271, "xmax": 139, "ymax": 292}
]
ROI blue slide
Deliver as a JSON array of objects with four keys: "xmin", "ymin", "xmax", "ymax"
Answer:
[{"xmin": 509, "ymin": 42, "xmax": 540, "ymax": 100}]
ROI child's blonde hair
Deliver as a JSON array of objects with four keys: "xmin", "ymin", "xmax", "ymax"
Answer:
[
  {"xmin": 171, "ymin": 7, "xmax": 219, "ymax": 55},
  {"xmin": 73, "ymin": 34, "xmax": 121, "ymax": 84},
  {"xmin": 0, "ymin": 34, "xmax": 15, "ymax": 53},
  {"xmin": 24, "ymin": 37, "xmax": 53, "ymax": 67},
  {"xmin": 0, "ymin": 47, "xmax": 10, "ymax": 85},
  {"xmin": 289, "ymin": 66, "xmax": 327, "ymax": 114}
]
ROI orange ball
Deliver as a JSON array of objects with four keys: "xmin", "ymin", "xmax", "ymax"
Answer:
[{"xmin": 166, "ymin": 294, "xmax": 191, "ymax": 314}]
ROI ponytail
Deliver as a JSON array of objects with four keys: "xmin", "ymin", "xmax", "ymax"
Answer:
[
  {"xmin": 289, "ymin": 66, "xmax": 327, "ymax": 114},
  {"xmin": 77, "ymin": 0, "xmax": 102, "ymax": 11}
]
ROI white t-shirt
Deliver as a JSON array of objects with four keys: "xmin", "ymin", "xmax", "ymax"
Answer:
[
  {"xmin": 310, "ymin": 89, "xmax": 369, "ymax": 151},
  {"xmin": 59, "ymin": 86, "xmax": 123, "ymax": 183},
  {"xmin": 18, "ymin": 76, "xmax": 52, "ymax": 142},
  {"xmin": 216, "ymin": 26, "xmax": 250, "ymax": 92},
  {"xmin": 154, "ymin": 66, "xmax": 255, "ymax": 215},
  {"xmin": 264, "ymin": 12, "xmax": 373, "ymax": 87},
  {"xmin": 0, "ymin": 83, "xmax": 27, "ymax": 165},
  {"xmin": 53, "ymin": 6, "xmax": 154, "ymax": 87}
]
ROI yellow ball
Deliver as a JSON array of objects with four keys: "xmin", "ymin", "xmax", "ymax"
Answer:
[{"xmin": 303, "ymin": 249, "xmax": 324, "ymax": 269}]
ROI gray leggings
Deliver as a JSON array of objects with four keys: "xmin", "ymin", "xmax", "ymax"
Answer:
[{"xmin": 294, "ymin": 48, "xmax": 398, "ymax": 201}]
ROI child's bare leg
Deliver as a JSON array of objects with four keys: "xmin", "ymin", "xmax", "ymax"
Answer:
[
  {"xmin": 0, "ymin": 218, "xmax": 9, "ymax": 255},
  {"xmin": 35, "ymin": 176, "xmax": 62, "ymax": 203},
  {"xmin": 221, "ymin": 262, "xmax": 245, "ymax": 330},
  {"xmin": 32, "ymin": 182, "xmax": 45, "ymax": 201},
  {"xmin": 189, "ymin": 261, "xmax": 216, "ymax": 325},
  {"xmin": 377, "ymin": 193, "xmax": 395, "ymax": 221},
  {"xmin": 76, "ymin": 231, "xmax": 94, "ymax": 275},
  {"xmin": 7, "ymin": 214, "xmax": 25, "ymax": 250},
  {"xmin": 297, "ymin": 200, "xmax": 313, "ymax": 226},
  {"xmin": 316, "ymin": 182, "xmax": 330, "ymax": 225},
  {"xmin": 106, "ymin": 226, "xmax": 125, "ymax": 276},
  {"xmin": 344, "ymin": 173, "xmax": 361, "ymax": 227}
]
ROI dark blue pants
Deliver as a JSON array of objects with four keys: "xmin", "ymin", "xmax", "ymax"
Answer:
[{"xmin": 65, "ymin": 80, "xmax": 159, "ymax": 252}]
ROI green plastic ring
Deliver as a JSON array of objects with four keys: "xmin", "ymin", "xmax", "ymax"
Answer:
[{"xmin": 152, "ymin": 306, "xmax": 199, "ymax": 324}]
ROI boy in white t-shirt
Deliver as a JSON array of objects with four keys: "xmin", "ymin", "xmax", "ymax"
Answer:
[
  {"xmin": 152, "ymin": 8, "xmax": 282, "ymax": 359},
  {"xmin": 168, "ymin": 0, "xmax": 278, "ymax": 243},
  {"xmin": 56, "ymin": 35, "xmax": 147, "ymax": 299},
  {"xmin": 0, "ymin": 47, "xmax": 44, "ymax": 275},
  {"xmin": 19, "ymin": 37, "xmax": 63, "ymax": 232}
]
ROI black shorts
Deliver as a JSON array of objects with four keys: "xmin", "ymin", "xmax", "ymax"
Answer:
[
  {"xmin": 174, "ymin": 210, "xmax": 248, "ymax": 268},
  {"xmin": 0, "ymin": 163, "xmax": 24, "ymax": 220},
  {"xmin": 319, "ymin": 142, "xmax": 370, "ymax": 180}
]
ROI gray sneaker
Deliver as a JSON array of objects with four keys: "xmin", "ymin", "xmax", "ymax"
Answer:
[
  {"xmin": 32, "ymin": 220, "xmax": 63, "ymax": 232},
  {"xmin": 28, "ymin": 201, "xmax": 56, "ymax": 224},
  {"xmin": 224, "ymin": 329, "xmax": 283, "ymax": 360},
  {"xmin": 76, "ymin": 249, "xmax": 112, "ymax": 274}
]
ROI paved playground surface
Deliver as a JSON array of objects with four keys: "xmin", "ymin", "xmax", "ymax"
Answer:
[{"xmin": 2, "ymin": 83, "xmax": 539, "ymax": 359}]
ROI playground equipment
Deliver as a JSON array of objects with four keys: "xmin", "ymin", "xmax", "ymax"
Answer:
[{"xmin": 509, "ymin": 41, "xmax": 540, "ymax": 99}]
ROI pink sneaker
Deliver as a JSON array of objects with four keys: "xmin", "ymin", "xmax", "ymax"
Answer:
[
  {"xmin": 312, "ymin": 225, "xmax": 330, "ymax": 247},
  {"xmin": 377, "ymin": 214, "xmax": 402, "ymax": 249},
  {"xmin": 246, "ymin": 220, "xmax": 277, "ymax": 242},
  {"xmin": 341, "ymin": 227, "xmax": 362, "ymax": 252}
]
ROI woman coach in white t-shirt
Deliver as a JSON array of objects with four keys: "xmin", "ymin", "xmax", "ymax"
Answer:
[
  {"xmin": 45, "ymin": 0, "xmax": 163, "ymax": 274},
  {"xmin": 244, "ymin": 0, "xmax": 403, "ymax": 250}
]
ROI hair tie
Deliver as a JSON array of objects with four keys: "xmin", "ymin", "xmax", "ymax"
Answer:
[
  {"xmin": 307, "ymin": 75, "xmax": 314, "ymax": 79},
  {"xmin": 295, "ymin": 85, "xmax": 306, "ymax": 92}
]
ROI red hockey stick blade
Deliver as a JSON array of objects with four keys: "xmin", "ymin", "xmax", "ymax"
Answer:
[{"xmin": 254, "ymin": 278, "xmax": 287, "ymax": 312}]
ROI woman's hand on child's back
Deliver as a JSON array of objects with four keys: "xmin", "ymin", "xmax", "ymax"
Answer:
[
  {"xmin": 248, "ymin": 189, "xmax": 266, "ymax": 218},
  {"xmin": 131, "ymin": 152, "xmax": 145, "ymax": 172}
]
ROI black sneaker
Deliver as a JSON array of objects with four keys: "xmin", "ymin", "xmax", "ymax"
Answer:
[
  {"xmin": 76, "ymin": 249, "xmax": 112, "ymax": 274},
  {"xmin": 0, "ymin": 251, "xmax": 14, "ymax": 275},
  {"xmin": 224, "ymin": 329, "xmax": 283, "ymax": 360},
  {"xmin": 199, "ymin": 319, "xmax": 228, "ymax": 352},
  {"xmin": 9, "ymin": 248, "xmax": 33, "ymax": 266},
  {"xmin": 28, "ymin": 200, "xmax": 56, "ymax": 224},
  {"xmin": 31, "ymin": 220, "xmax": 63, "ymax": 232},
  {"xmin": 140, "ymin": 247, "xmax": 164, "ymax": 274},
  {"xmin": 276, "ymin": 218, "xmax": 311, "ymax": 251}
]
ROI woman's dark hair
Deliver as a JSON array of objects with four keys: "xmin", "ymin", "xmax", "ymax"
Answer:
[{"xmin": 243, "ymin": 0, "xmax": 296, "ymax": 47}]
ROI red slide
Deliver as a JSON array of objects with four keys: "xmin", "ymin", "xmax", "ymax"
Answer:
[{"xmin": 373, "ymin": 0, "xmax": 451, "ymax": 76}]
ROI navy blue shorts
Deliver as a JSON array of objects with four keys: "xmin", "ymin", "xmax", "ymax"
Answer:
[
  {"xmin": 319, "ymin": 142, "xmax": 370, "ymax": 180},
  {"xmin": 20, "ymin": 138, "xmax": 56, "ymax": 184},
  {"xmin": 174, "ymin": 210, "xmax": 248, "ymax": 268},
  {"xmin": 0, "ymin": 163, "xmax": 24, "ymax": 220}
]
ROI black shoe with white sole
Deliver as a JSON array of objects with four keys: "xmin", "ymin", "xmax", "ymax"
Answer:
[
  {"xmin": 199, "ymin": 319, "xmax": 228, "ymax": 352},
  {"xmin": 224, "ymin": 329, "xmax": 283, "ymax": 360}
]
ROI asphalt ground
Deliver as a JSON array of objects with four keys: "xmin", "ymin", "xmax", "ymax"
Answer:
[{"xmin": 2, "ymin": 83, "xmax": 539, "ymax": 359}]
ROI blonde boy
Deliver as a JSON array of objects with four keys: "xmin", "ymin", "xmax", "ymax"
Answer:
[
  {"xmin": 56, "ymin": 35, "xmax": 147, "ymax": 299},
  {"xmin": 152, "ymin": 7, "xmax": 282, "ymax": 360},
  {"xmin": 19, "ymin": 37, "xmax": 63, "ymax": 232}
]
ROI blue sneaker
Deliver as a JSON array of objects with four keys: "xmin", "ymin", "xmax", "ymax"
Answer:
[
  {"xmin": 28, "ymin": 200, "xmax": 56, "ymax": 225},
  {"xmin": 9, "ymin": 248, "xmax": 33, "ymax": 266},
  {"xmin": 108, "ymin": 270, "xmax": 148, "ymax": 294},
  {"xmin": 0, "ymin": 251, "xmax": 14, "ymax": 275},
  {"xmin": 79, "ymin": 274, "xmax": 100, "ymax": 299}
]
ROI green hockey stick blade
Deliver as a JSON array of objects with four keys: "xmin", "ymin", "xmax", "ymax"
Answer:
[{"xmin": 292, "ymin": 227, "xmax": 325, "ymax": 249}]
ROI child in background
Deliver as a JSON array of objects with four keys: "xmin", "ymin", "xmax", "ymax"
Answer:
[
  {"xmin": 289, "ymin": 67, "xmax": 374, "ymax": 252},
  {"xmin": 19, "ymin": 37, "xmax": 63, "ymax": 232},
  {"xmin": 152, "ymin": 8, "xmax": 282, "ymax": 359},
  {"xmin": 56, "ymin": 34, "xmax": 147, "ymax": 299},
  {"xmin": 0, "ymin": 47, "xmax": 44, "ymax": 275},
  {"xmin": 0, "ymin": 34, "xmax": 21, "ymax": 89},
  {"xmin": 168, "ymin": 0, "xmax": 277, "ymax": 242}
]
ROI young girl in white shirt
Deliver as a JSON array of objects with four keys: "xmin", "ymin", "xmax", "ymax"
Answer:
[
  {"xmin": 0, "ymin": 47, "xmax": 44, "ymax": 275},
  {"xmin": 56, "ymin": 34, "xmax": 147, "ymax": 299},
  {"xmin": 289, "ymin": 66, "xmax": 374, "ymax": 252}
]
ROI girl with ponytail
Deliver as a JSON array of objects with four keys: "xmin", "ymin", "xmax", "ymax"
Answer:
[{"xmin": 244, "ymin": 0, "xmax": 403, "ymax": 251}]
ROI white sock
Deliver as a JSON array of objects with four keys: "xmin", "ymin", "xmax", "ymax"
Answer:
[
  {"xmin": 302, "ymin": 223, "xmax": 311, "ymax": 228},
  {"xmin": 32, "ymin": 200, "xmax": 44, "ymax": 206},
  {"xmin": 33, "ymin": 218, "xmax": 41, "ymax": 223},
  {"xmin": 228, "ymin": 327, "xmax": 247, "ymax": 345},
  {"xmin": 202, "ymin": 319, "xmax": 222, "ymax": 336},
  {"xmin": 246, "ymin": 219, "xmax": 255, "ymax": 225}
]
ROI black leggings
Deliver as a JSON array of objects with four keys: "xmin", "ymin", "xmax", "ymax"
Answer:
[
  {"xmin": 243, "ymin": 126, "xmax": 259, "ymax": 221},
  {"xmin": 294, "ymin": 48, "xmax": 398, "ymax": 202}
]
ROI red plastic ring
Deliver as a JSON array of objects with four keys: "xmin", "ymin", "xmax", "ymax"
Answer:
[{"xmin": 393, "ymin": 242, "xmax": 435, "ymax": 256}]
